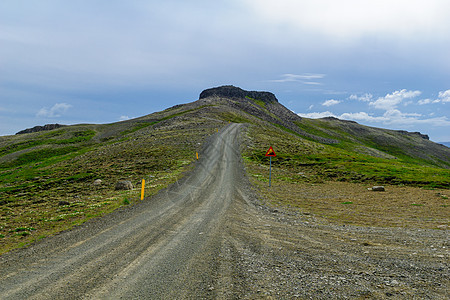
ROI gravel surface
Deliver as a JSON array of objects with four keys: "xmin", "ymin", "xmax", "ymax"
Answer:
[{"xmin": 0, "ymin": 123, "xmax": 448, "ymax": 299}]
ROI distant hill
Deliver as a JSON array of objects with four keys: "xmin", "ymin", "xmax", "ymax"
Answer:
[
  {"xmin": 196, "ymin": 86, "xmax": 450, "ymax": 169},
  {"xmin": 2, "ymin": 85, "xmax": 449, "ymax": 173},
  {"xmin": 16, "ymin": 124, "xmax": 66, "ymax": 135}
]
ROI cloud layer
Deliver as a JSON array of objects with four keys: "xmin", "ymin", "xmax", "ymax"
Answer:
[
  {"xmin": 322, "ymin": 99, "xmax": 341, "ymax": 107},
  {"xmin": 36, "ymin": 103, "xmax": 72, "ymax": 118},
  {"xmin": 270, "ymin": 74, "xmax": 325, "ymax": 85},
  {"xmin": 369, "ymin": 90, "xmax": 421, "ymax": 110},
  {"xmin": 244, "ymin": 0, "xmax": 450, "ymax": 40}
]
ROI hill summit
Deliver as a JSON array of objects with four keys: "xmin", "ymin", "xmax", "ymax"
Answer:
[{"xmin": 199, "ymin": 85, "xmax": 278, "ymax": 103}]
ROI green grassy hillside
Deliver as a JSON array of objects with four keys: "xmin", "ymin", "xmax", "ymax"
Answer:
[
  {"xmin": 243, "ymin": 123, "xmax": 450, "ymax": 189},
  {"xmin": 0, "ymin": 103, "xmax": 222, "ymax": 254},
  {"xmin": 1, "ymin": 86, "xmax": 449, "ymax": 253}
]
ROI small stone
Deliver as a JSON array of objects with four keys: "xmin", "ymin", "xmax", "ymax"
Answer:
[
  {"xmin": 93, "ymin": 179, "xmax": 102, "ymax": 186},
  {"xmin": 370, "ymin": 186, "xmax": 385, "ymax": 191},
  {"xmin": 115, "ymin": 180, "xmax": 133, "ymax": 190}
]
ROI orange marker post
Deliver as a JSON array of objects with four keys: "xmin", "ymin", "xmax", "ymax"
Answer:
[
  {"xmin": 140, "ymin": 179, "xmax": 145, "ymax": 200},
  {"xmin": 196, "ymin": 152, "xmax": 199, "ymax": 160}
]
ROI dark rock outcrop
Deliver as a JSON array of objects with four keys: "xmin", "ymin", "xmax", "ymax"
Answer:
[
  {"xmin": 396, "ymin": 130, "xmax": 429, "ymax": 140},
  {"xmin": 16, "ymin": 124, "xmax": 66, "ymax": 135},
  {"xmin": 321, "ymin": 116, "xmax": 358, "ymax": 124},
  {"xmin": 199, "ymin": 85, "xmax": 278, "ymax": 103}
]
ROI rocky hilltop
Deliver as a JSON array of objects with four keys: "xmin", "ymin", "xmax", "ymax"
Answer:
[
  {"xmin": 198, "ymin": 86, "xmax": 344, "ymax": 144},
  {"xmin": 16, "ymin": 124, "xmax": 66, "ymax": 135},
  {"xmin": 200, "ymin": 85, "xmax": 278, "ymax": 103}
]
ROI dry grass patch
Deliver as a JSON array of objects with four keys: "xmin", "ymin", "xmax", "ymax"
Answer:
[{"xmin": 250, "ymin": 170, "xmax": 449, "ymax": 229}]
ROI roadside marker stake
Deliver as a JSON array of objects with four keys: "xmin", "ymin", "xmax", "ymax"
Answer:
[
  {"xmin": 141, "ymin": 179, "xmax": 145, "ymax": 200},
  {"xmin": 196, "ymin": 152, "xmax": 199, "ymax": 160},
  {"xmin": 265, "ymin": 146, "xmax": 276, "ymax": 187}
]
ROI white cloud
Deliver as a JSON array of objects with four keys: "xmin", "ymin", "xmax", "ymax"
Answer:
[
  {"xmin": 302, "ymin": 81, "xmax": 322, "ymax": 85},
  {"xmin": 369, "ymin": 89, "xmax": 421, "ymax": 110},
  {"xmin": 298, "ymin": 109, "xmax": 450, "ymax": 127},
  {"xmin": 322, "ymin": 99, "xmax": 341, "ymax": 107},
  {"xmin": 383, "ymin": 109, "xmax": 421, "ymax": 119},
  {"xmin": 418, "ymin": 90, "xmax": 450, "ymax": 104},
  {"xmin": 298, "ymin": 111, "xmax": 336, "ymax": 118},
  {"xmin": 339, "ymin": 112, "xmax": 387, "ymax": 122},
  {"xmin": 36, "ymin": 103, "xmax": 72, "ymax": 118},
  {"xmin": 270, "ymin": 73, "xmax": 325, "ymax": 85},
  {"xmin": 418, "ymin": 99, "xmax": 432, "ymax": 105},
  {"xmin": 380, "ymin": 110, "xmax": 450, "ymax": 127},
  {"xmin": 298, "ymin": 110, "xmax": 387, "ymax": 122},
  {"xmin": 300, "ymin": 89, "xmax": 450, "ymax": 133},
  {"xmin": 119, "ymin": 115, "xmax": 130, "ymax": 121},
  {"xmin": 438, "ymin": 89, "xmax": 450, "ymax": 103},
  {"xmin": 349, "ymin": 93, "xmax": 373, "ymax": 102}
]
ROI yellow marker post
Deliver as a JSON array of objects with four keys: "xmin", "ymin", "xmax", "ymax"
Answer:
[
  {"xmin": 196, "ymin": 152, "xmax": 199, "ymax": 160},
  {"xmin": 140, "ymin": 179, "xmax": 145, "ymax": 200}
]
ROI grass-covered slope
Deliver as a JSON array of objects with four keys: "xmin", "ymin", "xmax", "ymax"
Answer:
[
  {"xmin": 1, "ymin": 85, "xmax": 449, "ymax": 253},
  {"xmin": 295, "ymin": 117, "xmax": 450, "ymax": 169},
  {"xmin": 243, "ymin": 123, "xmax": 450, "ymax": 189},
  {"xmin": 197, "ymin": 86, "xmax": 449, "ymax": 187},
  {"xmin": 0, "ymin": 102, "xmax": 223, "ymax": 254}
]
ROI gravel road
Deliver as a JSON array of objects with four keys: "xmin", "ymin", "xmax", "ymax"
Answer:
[{"xmin": 0, "ymin": 123, "xmax": 448, "ymax": 299}]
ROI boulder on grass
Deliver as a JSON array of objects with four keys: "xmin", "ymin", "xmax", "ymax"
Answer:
[
  {"xmin": 115, "ymin": 180, "xmax": 133, "ymax": 190},
  {"xmin": 93, "ymin": 179, "xmax": 102, "ymax": 186},
  {"xmin": 368, "ymin": 186, "xmax": 385, "ymax": 192}
]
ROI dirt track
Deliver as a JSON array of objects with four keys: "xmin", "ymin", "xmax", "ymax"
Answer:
[{"xmin": 0, "ymin": 123, "xmax": 448, "ymax": 299}]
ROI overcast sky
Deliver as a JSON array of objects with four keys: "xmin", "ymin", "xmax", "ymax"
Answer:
[{"xmin": 1, "ymin": 1, "xmax": 449, "ymax": 142}]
